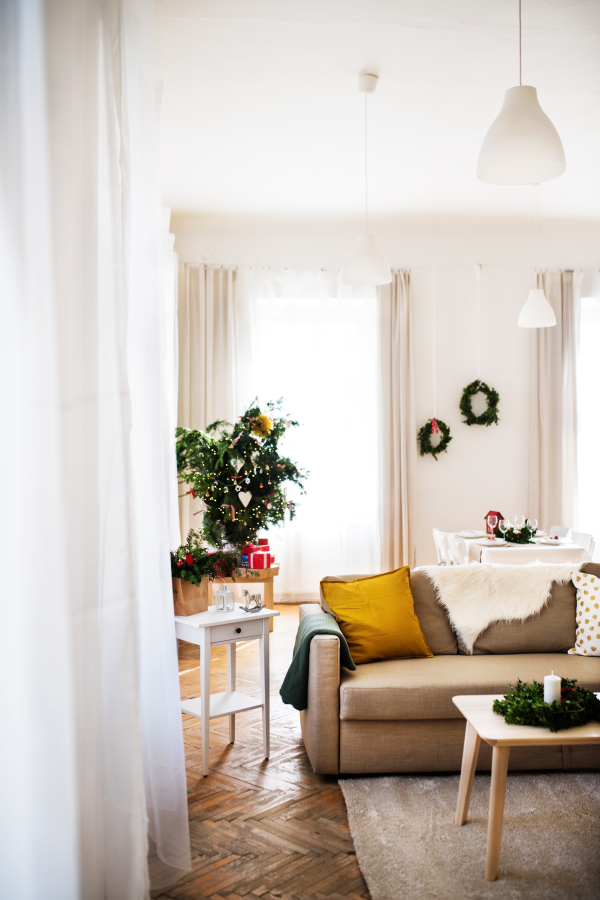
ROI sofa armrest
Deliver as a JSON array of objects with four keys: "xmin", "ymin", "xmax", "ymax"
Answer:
[
  {"xmin": 299, "ymin": 634, "xmax": 340, "ymax": 774},
  {"xmin": 299, "ymin": 603, "xmax": 322, "ymax": 620}
]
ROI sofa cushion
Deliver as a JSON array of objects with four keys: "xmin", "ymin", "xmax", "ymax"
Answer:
[
  {"xmin": 339, "ymin": 653, "xmax": 600, "ymax": 721},
  {"xmin": 321, "ymin": 571, "xmax": 458, "ymax": 655},
  {"xmin": 320, "ymin": 568, "xmax": 432, "ymax": 665},
  {"xmin": 466, "ymin": 562, "xmax": 600, "ymax": 655},
  {"xmin": 409, "ymin": 569, "xmax": 458, "ymax": 655}
]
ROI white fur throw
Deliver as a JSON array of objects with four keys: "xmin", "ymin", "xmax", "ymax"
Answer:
[{"xmin": 420, "ymin": 563, "xmax": 581, "ymax": 654}]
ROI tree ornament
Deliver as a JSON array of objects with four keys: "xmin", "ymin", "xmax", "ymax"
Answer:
[
  {"xmin": 417, "ymin": 417, "xmax": 452, "ymax": 460},
  {"xmin": 460, "ymin": 380, "xmax": 500, "ymax": 426}
]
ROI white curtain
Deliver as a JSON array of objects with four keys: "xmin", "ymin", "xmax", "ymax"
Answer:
[
  {"xmin": 0, "ymin": 1, "xmax": 190, "ymax": 897},
  {"xmin": 239, "ymin": 267, "xmax": 381, "ymax": 600},
  {"xmin": 378, "ymin": 271, "xmax": 417, "ymax": 569},
  {"xmin": 161, "ymin": 208, "xmax": 181, "ymax": 550},
  {"xmin": 177, "ymin": 263, "xmax": 252, "ymax": 538},
  {"xmin": 528, "ymin": 270, "xmax": 578, "ymax": 531}
]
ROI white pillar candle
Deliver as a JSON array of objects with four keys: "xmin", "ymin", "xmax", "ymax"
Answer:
[{"xmin": 544, "ymin": 671, "xmax": 561, "ymax": 704}]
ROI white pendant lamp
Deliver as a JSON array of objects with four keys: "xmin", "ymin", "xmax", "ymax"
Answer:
[
  {"xmin": 518, "ymin": 186, "xmax": 556, "ymax": 328},
  {"xmin": 342, "ymin": 73, "xmax": 391, "ymax": 286},
  {"xmin": 477, "ymin": 0, "xmax": 566, "ymax": 185}
]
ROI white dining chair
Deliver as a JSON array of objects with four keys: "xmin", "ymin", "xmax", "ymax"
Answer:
[
  {"xmin": 432, "ymin": 527, "xmax": 452, "ymax": 565},
  {"xmin": 571, "ymin": 531, "xmax": 595, "ymax": 556},
  {"xmin": 444, "ymin": 533, "xmax": 470, "ymax": 566},
  {"xmin": 549, "ymin": 525, "xmax": 572, "ymax": 539}
]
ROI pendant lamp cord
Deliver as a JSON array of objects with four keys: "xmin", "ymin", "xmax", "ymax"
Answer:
[
  {"xmin": 364, "ymin": 92, "xmax": 368, "ymax": 233},
  {"xmin": 476, "ymin": 264, "xmax": 481, "ymax": 380},
  {"xmin": 533, "ymin": 184, "xmax": 538, "ymax": 285},
  {"xmin": 432, "ymin": 267, "xmax": 437, "ymax": 417},
  {"xmin": 519, "ymin": 0, "xmax": 522, "ymax": 86}
]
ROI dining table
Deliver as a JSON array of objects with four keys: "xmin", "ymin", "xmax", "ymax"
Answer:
[{"xmin": 455, "ymin": 532, "xmax": 591, "ymax": 566}]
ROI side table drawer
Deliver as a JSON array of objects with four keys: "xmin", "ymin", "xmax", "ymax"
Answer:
[{"xmin": 211, "ymin": 619, "xmax": 263, "ymax": 645}]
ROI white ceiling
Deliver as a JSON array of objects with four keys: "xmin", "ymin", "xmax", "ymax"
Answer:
[{"xmin": 156, "ymin": 0, "xmax": 600, "ymax": 220}]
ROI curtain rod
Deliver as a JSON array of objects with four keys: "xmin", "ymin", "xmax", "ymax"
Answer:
[{"xmin": 189, "ymin": 263, "xmax": 578, "ymax": 272}]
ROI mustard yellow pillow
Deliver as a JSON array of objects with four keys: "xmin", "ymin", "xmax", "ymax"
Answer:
[{"xmin": 320, "ymin": 567, "xmax": 432, "ymax": 665}]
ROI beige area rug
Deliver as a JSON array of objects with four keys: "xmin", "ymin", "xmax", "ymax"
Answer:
[{"xmin": 340, "ymin": 773, "xmax": 600, "ymax": 900}]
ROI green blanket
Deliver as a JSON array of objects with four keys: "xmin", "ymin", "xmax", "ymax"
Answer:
[{"xmin": 279, "ymin": 612, "xmax": 355, "ymax": 711}]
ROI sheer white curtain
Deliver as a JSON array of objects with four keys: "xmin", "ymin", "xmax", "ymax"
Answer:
[
  {"xmin": 177, "ymin": 263, "xmax": 252, "ymax": 537},
  {"xmin": 0, "ymin": 2, "xmax": 190, "ymax": 898},
  {"xmin": 528, "ymin": 271, "xmax": 578, "ymax": 531},
  {"xmin": 239, "ymin": 268, "xmax": 380, "ymax": 600}
]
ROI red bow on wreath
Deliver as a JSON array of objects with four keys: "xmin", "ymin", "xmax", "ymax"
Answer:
[{"xmin": 431, "ymin": 417, "xmax": 440, "ymax": 435}]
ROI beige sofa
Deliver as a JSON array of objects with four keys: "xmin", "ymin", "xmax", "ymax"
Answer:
[{"xmin": 299, "ymin": 564, "xmax": 600, "ymax": 775}]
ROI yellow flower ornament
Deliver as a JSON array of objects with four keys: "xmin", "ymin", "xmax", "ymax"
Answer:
[{"xmin": 251, "ymin": 414, "xmax": 273, "ymax": 438}]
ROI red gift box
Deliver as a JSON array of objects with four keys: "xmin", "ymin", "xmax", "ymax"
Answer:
[
  {"xmin": 257, "ymin": 538, "xmax": 269, "ymax": 547},
  {"xmin": 241, "ymin": 543, "xmax": 258, "ymax": 567},
  {"xmin": 249, "ymin": 551, "xmax": 271, "ymax": 569}
]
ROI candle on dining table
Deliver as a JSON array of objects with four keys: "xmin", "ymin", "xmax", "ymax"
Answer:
[{"xmin": 544, "ymin": 671, "xmax": 561, "ymax": 704}]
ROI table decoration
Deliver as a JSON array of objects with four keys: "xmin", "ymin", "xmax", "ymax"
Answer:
[
  {"xmin": 492, "ymin": 678, "xmax": 600, "ymax": 732},
  {"xmin": 215, "ymin": 584, "xmax": 235, "ymax": 612},
  {"xmin": 171, "ymin": 529, "xmax": 243, "ymax": 615},
  {"xmin": 504, "ymin": 522, "xmax": 538, "ymax": 544},
  {"xmin": 459, "ymin": 379, "xmax": 500, "ymax": 426}
]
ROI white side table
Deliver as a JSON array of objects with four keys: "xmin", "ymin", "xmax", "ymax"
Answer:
[{"xmin": 175, "ymin": 605, "xmax": 280, "ymax": 776}]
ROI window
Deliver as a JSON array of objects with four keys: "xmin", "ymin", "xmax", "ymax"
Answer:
[{"xmin": 252, "ymin": 292, "xmax": 381, "ymax": 600}]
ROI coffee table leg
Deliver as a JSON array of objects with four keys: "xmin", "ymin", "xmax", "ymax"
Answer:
[
  {"xmin": 455, "ymin": 721, "xmax": 481, "ymax": 825},
  {"xmin": 485, "ymin": 745, "xmax": 510, "ymax": 881}
]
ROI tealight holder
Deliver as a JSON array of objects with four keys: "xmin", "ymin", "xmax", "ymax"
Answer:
[{"xmin": 215, "ymin": 585, "xmax": 235, "ymax": 612}]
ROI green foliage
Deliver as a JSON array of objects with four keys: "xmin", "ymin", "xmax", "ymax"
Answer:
[
  {"xmin": 176, "ymin": 399, "xmax": 307, "ymax": 550},
  {"xmin": 417, "ymin": 418, "xmax": 452, "ymax": 460},
  {"xmin": 170, "ymin": 530, "xmax": 242, "ymax": 586},
  {"xmin": 493, "ymin": 678, "xmax": 600, "ymax": 733},
  {"xmin": 459, "ymin": 380, "xmax": 500, "ymax": 426},
  {"xmin": 504, "ymin": 523, "xmax": 537, "ymax": 544}
]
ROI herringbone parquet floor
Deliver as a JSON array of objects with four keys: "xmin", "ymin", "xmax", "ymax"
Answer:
[{"xmin": 153, "ymin": 604, "xmax": 369, "ymax": 900}]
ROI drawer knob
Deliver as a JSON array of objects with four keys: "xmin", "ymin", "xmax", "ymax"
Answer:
[{"xmin": 235, "ymin": 628, "xmax": 241, "ymax": 634}]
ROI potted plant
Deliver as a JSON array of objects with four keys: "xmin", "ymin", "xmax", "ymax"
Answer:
[
  {"xmin": 175, "ymin": 398, "xmax": 307, "ymax": 550},
  {"xmin": 171, "ymin": 530, "xmax": 241, "ymax": 616}
]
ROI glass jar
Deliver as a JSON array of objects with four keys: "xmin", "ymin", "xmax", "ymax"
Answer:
[{"xmin": 215, "ymin": 585, "xmax": 235, "ymax": 612}]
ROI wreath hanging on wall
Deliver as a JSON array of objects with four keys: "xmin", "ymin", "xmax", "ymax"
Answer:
[
  {"xmin": 459, "ymin": 380, "xmax": 500, "ymax": 427},
  {"xmin": 417, "ymin": 417, "xmax": 452, "ymax": 461}
]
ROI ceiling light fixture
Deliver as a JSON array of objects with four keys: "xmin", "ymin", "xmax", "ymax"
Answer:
[
  {"xmin": 342, "ymin": 73, "xmax": 391, "ymax": 286},
  {"xmin": 477, "ymin": 0, "xmax": 566, "ymax": 185},
  {"xmin": 518, "ymin": 185, "xmax": 556, "ymax": 328}
]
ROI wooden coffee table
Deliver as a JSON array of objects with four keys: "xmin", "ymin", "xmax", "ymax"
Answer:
[{"xmin": 453, "ymin": 694, "xmax": 600, "ymax": 882}]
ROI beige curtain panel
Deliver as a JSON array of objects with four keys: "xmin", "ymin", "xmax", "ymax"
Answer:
[
  {"xmin": 529, "ymin": 270, "xmax": 578, "ymax": 531},
  {"xmin": 177, "ymin": 264, "xmax": 243, "ymax": 538},
  {"xmin": 378, "ymin": 271, "xmax": 417, "ymax": 570}
]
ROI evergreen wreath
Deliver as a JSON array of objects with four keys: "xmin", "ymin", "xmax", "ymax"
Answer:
[
  {"xmin": 459, "ymin": 379, "xmax": 500, "ymax": 426},
  {"xmin": 493, "ymin": 678, "xmax": 600, "ymax": 733},
  {"xmin": 417, "ymin": 418, "xmax": 452, "ymax": 461}
]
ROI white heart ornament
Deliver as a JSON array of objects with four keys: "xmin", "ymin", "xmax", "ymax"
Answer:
[
  {"xmin": 232, "ymin": 458, "xmax": 244, "ymax": 472},
  {"xmin": 239, "ymin": 491, "xmax": 252, "ymax": 508}
]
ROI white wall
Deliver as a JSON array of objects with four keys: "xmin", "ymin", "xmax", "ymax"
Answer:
[{"xmin": 171, "ymin": 213, "xmax": 600, "ymax": 566}]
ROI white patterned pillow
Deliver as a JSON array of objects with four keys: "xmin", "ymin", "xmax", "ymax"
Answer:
[{"xmin": 569, "ymin": 572, "xmax": 600, "ymax": 656}]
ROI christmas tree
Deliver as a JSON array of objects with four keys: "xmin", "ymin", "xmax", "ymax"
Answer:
[{"xmin": 176, "ymin": 399, "xmax": 307, "ymax": 549}]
